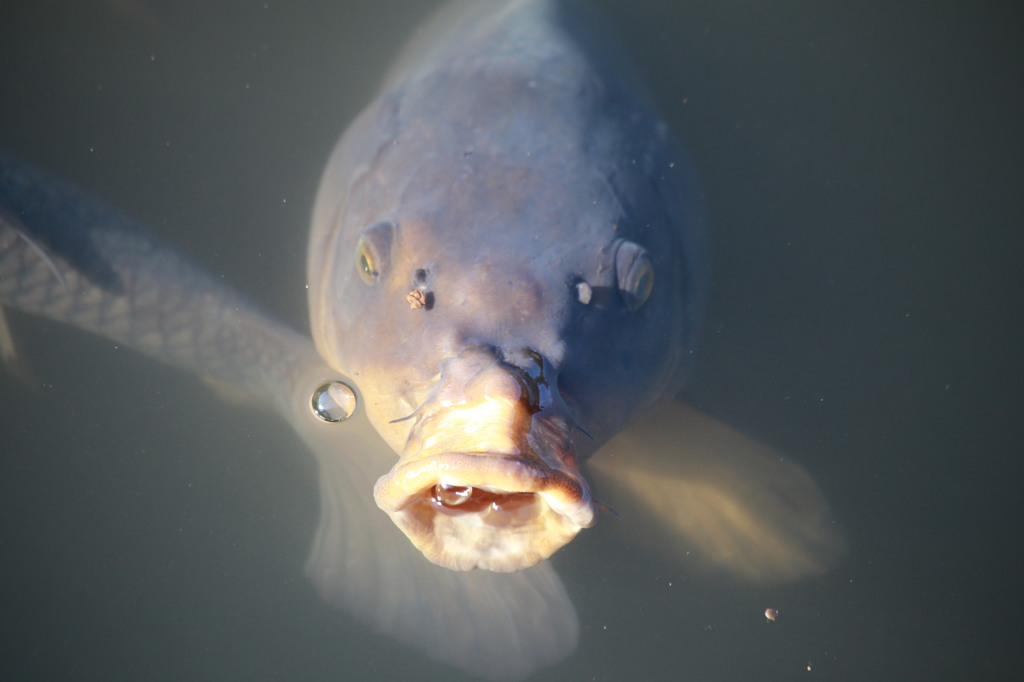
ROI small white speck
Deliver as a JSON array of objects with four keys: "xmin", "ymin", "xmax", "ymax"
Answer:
[{"xmin": 575, "ymin": 281, "xmax": 592, "ymax": 305}]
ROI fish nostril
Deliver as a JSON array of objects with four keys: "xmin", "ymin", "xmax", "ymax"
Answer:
[
  {"xmin": 406, "ymin": 268, "xmax": 434, "ymax": 309},
  {"xmin": 405, "ymin": 289, "xmax": 433, "ymax": 309}
]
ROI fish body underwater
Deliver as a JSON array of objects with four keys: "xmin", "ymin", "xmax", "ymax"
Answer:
[
  {"xmin": 308, "ymin": 0, "xmax": 706, "ymax": 573},
  {"xmin": 0, "ymin": 0, "xmax": 842, "ymax": 679}
]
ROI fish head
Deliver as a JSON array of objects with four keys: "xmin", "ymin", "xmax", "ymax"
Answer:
[{"xmin": 307, "ymin": 66, "xmax": 705, "ymax": 572}]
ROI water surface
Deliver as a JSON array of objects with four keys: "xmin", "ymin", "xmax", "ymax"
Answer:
[{"xmin": 1, "ymin": 1, "xmax": 1020, "ymax": 679}]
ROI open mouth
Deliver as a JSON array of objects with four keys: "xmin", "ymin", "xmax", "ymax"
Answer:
[
  {"xmin": 374, "ymin": 448, "xmax": 595, "ymax": 572},
  {"xmin": 372, "ymin": 357, "xmax": 597, "ymax": 571},
  {"xmin": 430, "ymin": 483, "xmax": 535, "ymax": 513}
]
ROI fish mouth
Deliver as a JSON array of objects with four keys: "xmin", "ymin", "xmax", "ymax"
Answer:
[
  {"xmin": 373, "ymin": 450, "xmax": 595, "ymax": 572},
  {"xmin": 372, "ymin": 354, "xmax": 597, "ymax": 571}
]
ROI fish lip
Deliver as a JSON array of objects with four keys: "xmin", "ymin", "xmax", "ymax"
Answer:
[
  {"xmin": 372, "ymin": 345, "xmax": 596, "ymax": 571},
  {"xmin": 373, "ymin": 448, "xmax": 596, "ymax": 572}
]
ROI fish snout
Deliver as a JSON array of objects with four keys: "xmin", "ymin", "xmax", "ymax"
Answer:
[{"xmin": 372, "ymin": 356, "xmax": 596, "ymax": 572}]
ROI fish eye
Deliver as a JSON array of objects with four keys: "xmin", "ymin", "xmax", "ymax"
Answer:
[
  {"xmin": 354, "ymin": 221, "xmax": 394, "ymax": 285},
  {"xmin": 613, "ymin": 239, "xmax": 654, "ymax": 311},
  {"xmin": 311, "ymin": 380, "xmax": 357, "ymax": 422},
  {"xmin": 355, "ymin": 240, "xmax": 378, "ymax": 284}
]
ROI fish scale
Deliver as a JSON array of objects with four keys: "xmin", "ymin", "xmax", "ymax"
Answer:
[{"xmin": 0, "ymin": 153, "xmax": 322, "ymax": 409}]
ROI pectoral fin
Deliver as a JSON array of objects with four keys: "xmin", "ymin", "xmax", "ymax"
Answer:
[
  {"xmin": 294, "ymin": 405, "xmax": 577, "ymax": 680},
  {"xmin": 587, "ymin": 401, "xmax": 844, "ymax": 584}
]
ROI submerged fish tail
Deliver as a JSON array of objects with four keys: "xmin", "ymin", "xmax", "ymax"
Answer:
[{"xmin": 0, "ymin": 152, "xmax": 317, "ymax": 408}]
